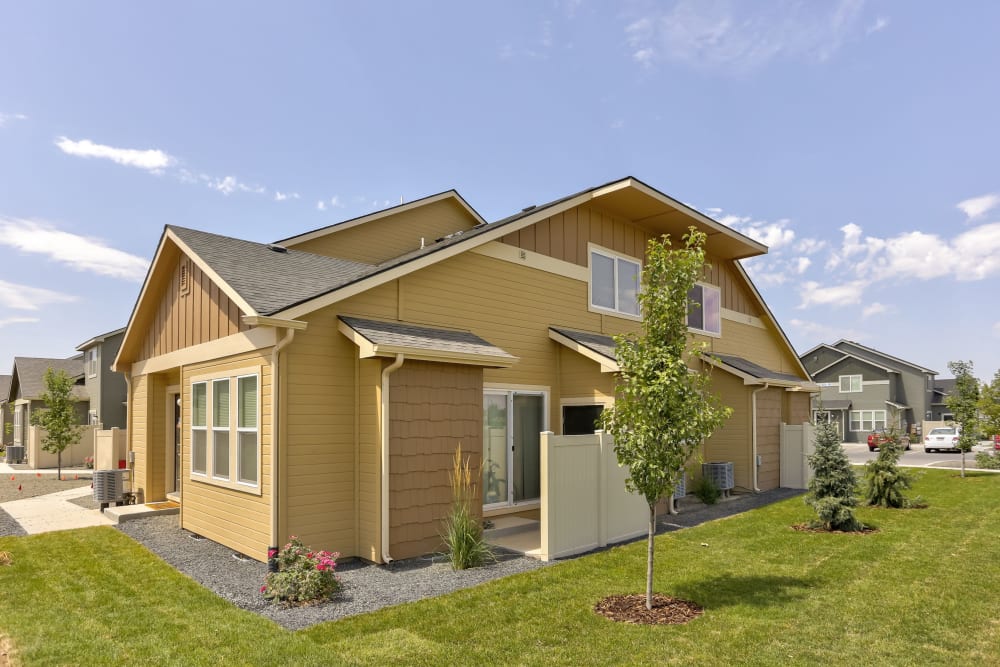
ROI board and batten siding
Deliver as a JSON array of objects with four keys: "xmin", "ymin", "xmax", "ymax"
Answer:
[
  {"xmin": 138, "ymin": 252, "xmax": 249, "ymax": 362},
  {"xmin": 755, "ymin": 387, "xmax": 784, "ymax": 491},
  {"xmin": 701, "ymin": 369, "xmax": 753, "ymax": 492},
  {"xmin": 180, "ymin": 350, "xmax": 272, "ymax": 561},
  {"xmin": 388, "ymin": 360, "xmax": 483, "ymax": 560},
  {"xmin": 286, "ymin": 198, "xmax": 479, "ymax": 265}
]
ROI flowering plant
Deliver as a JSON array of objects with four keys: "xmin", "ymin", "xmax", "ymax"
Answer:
[
  {"xmin": 261, "ymin": 536, "xmax": 341, "ymax": 604},
  {"xmin": 83, "ymin": 456, "xmax": 94, "ymax": 469}
]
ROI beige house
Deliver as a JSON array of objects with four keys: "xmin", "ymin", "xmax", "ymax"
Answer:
[{"xmin": 113, "ymin": 177, "xmax": 814, "ymax": 563}]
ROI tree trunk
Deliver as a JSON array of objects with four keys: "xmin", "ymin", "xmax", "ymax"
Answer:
[
  {"xmin": 646, "ymin": 501, "xmax": 656, "ymax": 610},
  {"xmin": 58, "ymin": 451, "xmax": 62, "ymax": 481},
  {"xmin": 961, "ymin": 450, "xmax": 966, "ymax": 478}
]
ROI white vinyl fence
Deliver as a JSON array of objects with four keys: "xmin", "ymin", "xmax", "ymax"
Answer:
[
  {"xmin": 779, "ymin": 422, "xmax": 816, "ymax": 489},
  {"xmin": 539, "ymin": 431, "xmax": 647, "ymax": 561},
  {"xmin": 26, "ymin": 425, "xmax": 98, "ymax": 469}
]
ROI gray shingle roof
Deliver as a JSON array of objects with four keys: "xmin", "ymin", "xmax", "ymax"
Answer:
[
  {"xmin": 11, "ymin": 357, "xmax": 89, "ymax": 401},
  {"xmin": 549, "ymin": 327, "xmax": 618, "ymax": 363},
  {"xmin": 339, "ymin": 316, "xmax": 515, "ymax": 361},
  {"xmin": 0, "ymin": 375, "xmax": 11, "ymax": 403},
  {"xmin": 816, "ymin": 399, "xmax": 852, "ymax": 411},
  {"xmin": 169, "ymin": 226, "xmax": 376, "ymax": 315},
  {"xmin": 710, "ymin": 353, "xmax": 807, "ymax": 384}
]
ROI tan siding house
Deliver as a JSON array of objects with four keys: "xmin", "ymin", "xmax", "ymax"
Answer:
[{"xmin": 114, "ymin": 177, "xmax": 814, "ymax": 564}]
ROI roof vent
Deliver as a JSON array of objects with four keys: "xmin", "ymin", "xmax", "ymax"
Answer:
[
  {"xmin": 266, "ymin": 244, "xmax": 288, "ymax": 253},
  {"xmin": 522, "ymin": 205, "xmax": 536, "ymax": 212}
]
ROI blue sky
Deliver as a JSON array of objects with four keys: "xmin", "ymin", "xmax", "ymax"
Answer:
[{"xmin": 2, "ymin": 1, "xmax": 999, "ymax": 381}]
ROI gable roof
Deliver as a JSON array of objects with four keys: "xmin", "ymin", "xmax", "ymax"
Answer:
[
  {"xmin": 706, "ymin": 353, "xmax": 815, "ymax": 388},
  {"xmin": 0, "ymin": 375, "xmax": 11, "ymax": 403},
  {"xmin": 830, "ymin": 340, "xmax": 937, "ymax": 375},
  {"xmin": 10, "ymin": 357, "xmax": 89, "ymax": 401},
  {"xmin": 548, "ymin": 327, "xmax": 619, "ymax": 373},
  {"xmin": 809, "ymin": 351, "xmax": 895, "ymax": 378},
  {"xmin": 75, "ymin": 326, "xmax": 126, "ymax": 352}
]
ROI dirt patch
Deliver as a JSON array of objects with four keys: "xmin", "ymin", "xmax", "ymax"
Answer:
[
  {"xmin": 0, "ymin": 633, "xmax": 15, "ymax": 667},
  {"xmin": 791, "ymin": 523, "xmax": 878, "ymax": 534},
  {"xmin": 595, "ymin": 594, "xmax": 704, "ymax": 625},
  {"xmin": 0, "ymin": 474, "xmax": 92, "ymax": 503}
]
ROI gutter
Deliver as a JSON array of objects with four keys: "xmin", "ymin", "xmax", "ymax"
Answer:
[
  {"xmin": 750, "ymin": 383, "xmax": 770, "ymax": 493},
  {"xmin": 380, "ymin": 353, "xmax": 405, "ymax": 564},
  {"xmin": 268, "ymin": 327, "xmax": 297, "ymax": 569}
]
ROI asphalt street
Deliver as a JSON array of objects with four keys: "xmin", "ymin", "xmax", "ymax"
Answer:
[{"xmin": 843, "ymin": 441, "xmax": 997, "ymax": 469}]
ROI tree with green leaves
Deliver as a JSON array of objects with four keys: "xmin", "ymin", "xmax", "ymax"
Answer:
[
  {"xmin": 977, "ymin": 370, "xmax": 1000, "ymax": 441},
  {"xmin": 28, "ymin": 368, "xmax": 83, "ymax": 480},
  {"xmin": 946, "ymin": 360, "xmax": 979, "ymax": 478},
  {"xmin": 807, "ymin": 420, "xmax": 862, "ymax": 531},
  {"xmin": 600, "ymin": 228, "xmax": 732, "ymax": 611},
  {"xmin": 863, "ymin": 426, "xmax": 922, "ymax": 508}
]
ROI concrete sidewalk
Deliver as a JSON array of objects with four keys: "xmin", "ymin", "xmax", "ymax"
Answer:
[{"xmin": 0, "ymin": 484, "xmax": 114, "ymax": 534}]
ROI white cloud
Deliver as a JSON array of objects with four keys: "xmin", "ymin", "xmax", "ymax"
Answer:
[
  {"xmin": 0, "ymin": 217, "xmax": 149, "ymax": 282},
  {"xmin": 956, "ymin": 193, "xmax": 1000, "ymax": 220},
  {"xmin": 796, "ymin": 238, "xmax": 826, "ymax": 255},
  {"xmin": 862, "ymin": 302, "xmax": 887, "ymax": 318},
  {"xmin": 0, "ymin": 315, "xmax": 41, "ymax": 328},
  {"xmin": 316, "ymin": 200, "xmax": 327, "ymax": 211},
  {"xmin": 210, "ymin": 176, "xmax": 265, "ymax": 196},
  {"xmin": 0, "ymin": 112, "xmax": 28, "ymax": 127},
  {"xmin": 273, "ymin": 191, "xmax": 300, "ymax": 202},
  {"xmin": 0, "ymin": 279, "xmax": 77, "ymax": 311},
  {"xmin": 55, "ymin": 137, "xmax": 175, "ymax": 171},
  {"xmin": 798, "ymin": 279, "xmax": 868, "ymax": 308},
  {"xmin": 624, "ymin": 0, "xmax": 867, "ymax": 73},
  {"xmin": 789, "ymin": 318, "xmax": 865, "ymax": 343},
  {"xmin": 795, "ymin": 257, "xmax": 811, "ymax": 274},
  {"xmin": 316, "ymin": 195, "xmax": 345, "ymax": 212},
  {"xmin": 866, "ymin": 16, "xmax": 889, "ymax": 34}
]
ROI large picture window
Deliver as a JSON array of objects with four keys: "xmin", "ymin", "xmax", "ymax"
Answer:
[
  {"xmin": 190, "ymin": 367, "xmax": 260, "ymax": 491},
  {"xmin": 850, "ymin": 410, "xmax": 886, "ymax": 432},
  {"xmin": 839, "ymin": 375, "xmax": 862, "ymax": 393},
  {"xmin": 687, "ymin": 283, "xmax": 721, "ymax": 335},
  {"xmin": 589, "ymin": 246, "xmax": 640, "ymax": 317}
]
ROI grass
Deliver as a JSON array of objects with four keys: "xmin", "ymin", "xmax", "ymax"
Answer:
[{"xmin": 1, "ymin": 469, "xmax": 999, "ymax": 666}]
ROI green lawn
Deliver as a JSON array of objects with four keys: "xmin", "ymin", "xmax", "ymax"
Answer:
[{"xmin": 2, "ymin": 469, "xmax": 999, "ymax": 666}]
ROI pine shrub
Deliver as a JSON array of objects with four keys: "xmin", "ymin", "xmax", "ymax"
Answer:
[
  {"xmin": 806, "ymin": 421, "xmax": 863, "ymax": 531},
  {"xmin": 692, "ymin": 475, "xmax": 721, "ymax": 505},
  {"xmin": 864, "ymin": 429, "xmax": 923, "ymax": 508}
]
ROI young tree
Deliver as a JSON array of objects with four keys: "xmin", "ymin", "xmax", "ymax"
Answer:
[
  {"xmin": 946, "ymin": 360, "xmax": 979, "ymax": 478},
  {"xmin": 807, "ymin": 420, "xmax": 862, "ymax": 531},
  {"xmin": 977, "ymin": 370, "xmax": 1000, "ymax": 441},
  {"xmin": 863, "ymin": 427, "xmax": 920, "ymax": 508},
  {"xmin": 600, "ymin": 228, "xmax": 732, "ymax": 611},
  {"xmin": 28, "ymin": 368, "xmax": 83, "ymax": 480}
]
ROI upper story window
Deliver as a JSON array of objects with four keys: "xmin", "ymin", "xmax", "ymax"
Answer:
[
  {"xmin": 839, "ymin": 374, "xmax": 862, "ymax": 393},
  {"xmin": 687, "ymin": 283, "xmax": 721, "ymax": 336},
  {"xmin": 589, "ymin": 245, "xmax": 640, "ymax": 318},
  {"xmin": 191, "ymin": 367, "xmax": 260, "ymax": 492},
  {"xmin": 86, "ymin": 348, "xmax": 98, "ymax": 377}
]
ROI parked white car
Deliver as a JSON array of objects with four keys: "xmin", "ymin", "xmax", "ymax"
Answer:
[{"xmin": 924, "ymin": 426, "xmax": 960, "ymax": 453}]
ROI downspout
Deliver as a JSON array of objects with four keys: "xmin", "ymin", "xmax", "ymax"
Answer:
[
  {"xmin": 269, "ymin": 327, "xmax": 296, "ymax": 570},
  {"xmin": 380, "ymin": 353, "xmax": 405, "ymax": 564},
  {"xmin": 750, "ymin": 383, "xmax": 770, "ymax": 493}
]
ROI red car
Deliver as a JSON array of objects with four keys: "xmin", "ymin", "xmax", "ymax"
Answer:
[{"xmin": 867, "ymin": 431, "xmax": 911, "ymax": 452}]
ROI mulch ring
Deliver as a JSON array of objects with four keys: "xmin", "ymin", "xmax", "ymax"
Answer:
[
  {"xmin": 791, "ymin": 523, "xmax": 878, "ymax": 534},
  {"xmin": 594, "ymin": 594, "xmax": 704, "ymax": 625}
]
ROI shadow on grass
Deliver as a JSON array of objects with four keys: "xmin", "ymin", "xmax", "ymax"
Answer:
[{"xmin": 671, "ymin": 573, "xmax": 814, "ymax": 609}]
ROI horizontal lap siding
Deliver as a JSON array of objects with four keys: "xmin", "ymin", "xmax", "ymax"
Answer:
[
  {"xmin": 388, "ymin": 361, "xmax": 482, "ymax": 559},
  {"xmin": 130, "ymin": 375, "xmax": 148, "ymax": 498},
  {"xmin": 181, "ymin": 351, "xmax": 272, "ymax": 561},
  {"xmin": 139, "ymin": 252, "xmax": 248, "ymax": 362},
  {"xmin": 702, "ymin": 370, "xmax": 752, "ymax": 491},
  {"xmin": 288, "ymin": 199, "xmax": 478, "ymax": 265},
  {"xmin": 558, "ymin": 347, "xmax": 615, "ymax": 406}
]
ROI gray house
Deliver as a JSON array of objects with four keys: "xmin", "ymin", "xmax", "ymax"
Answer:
[
  {"xmin": 0, "ymin": 375, "xmax": 11, "ymax": 447},
  {"xmin": 75, "ymin": 327, "xmax": 127, "ymax": 429},
  {"xmin": 7, "ymin": 356, "xmax": 90, "ymax": 449},
  {"xmin": 800, "ymin": 340, "xmax": 937, "ymax": 443},
  {"xmin": 930, "ymin": 378, "xmax": 956, "ymax": 421}
]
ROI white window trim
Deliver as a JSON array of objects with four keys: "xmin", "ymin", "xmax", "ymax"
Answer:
[
  {"xmin": 211, "ymin": 378, "xmax": 231, "ymax": 482},
  {"xmin": 687, "ymin": 281, "xmax": 722, "ymax": 338},
  {"xmin": 189, "ymin": 365, "xmax": 261, "ymax": 495},
  {"xmin": 849, "ymin": 409, "xmax": 887, "ymax": 432},
  {"xmin": 587, "ymin": 243, "xmax": 642, "ymax": 321},
  {"xmin": 483, "ymin": 386, "xmax": 549, "ymax": 511},
  {"xmin": 839, "ymin": 374, "xmax": 863, "ymax": 393},
  {"xmin": 86, "ymin": 348, "xmax": 98, "ymax": 378}
]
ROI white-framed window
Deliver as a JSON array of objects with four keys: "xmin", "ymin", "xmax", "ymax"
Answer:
[
  {"xmin": 687, "ymin": 283, "xmax": 721, "ymax": 336},
  {"xmin": 86, "ymin": 348, "xmax": 98, "ymax": 377},
  {"xmin": 190, "ymin": 366, "xmax": 260, "ymax": 491},
  {"xmin": 589, "ymin": 244, "xmax": 641, "ymax": 318},
  {"xmin": 839, "ymin": 375, "xmax": 862, "ymax": 393},
  {"xmin": 88, "ymin": 410, "xmax": 99, "ymax": 426},
  {"xmin": 850, "ymin": 410, "xmax": 886, "ymax": 432}
]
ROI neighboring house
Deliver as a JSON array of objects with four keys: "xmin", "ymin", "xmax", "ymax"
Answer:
[
  {"xmin": 75, "ymin": 327, "xmax": 128, "ymax": 429},
  {"xmin": 930, "ymin": 378, "xmax": 956, "ymax": 421},
  {"xmin": 112, "ymin": 176, "xmax": 815, "ymax": 563},
  {"xmin": 7, "ymin": 356, "xmax": 90, "ymax": 450},
  {"xmin": 800, "ymin": 340, "xmax": 937, "ymax": 442},
  {"xmin": 0, "ymin": 375, "xmax": 11, "ymax": 447}
]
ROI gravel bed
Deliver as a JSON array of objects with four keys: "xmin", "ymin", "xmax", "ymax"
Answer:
[
  {"xmin": 116, "ymin": 516, "xmax": 549, "ymax": 630},
  {"xmin": 0, "ymin": 508, "xmax": 26, "ymax": 538},
  {"xmin": 659, "ymin": 487, "xmax": 804, "ymax": 532}
]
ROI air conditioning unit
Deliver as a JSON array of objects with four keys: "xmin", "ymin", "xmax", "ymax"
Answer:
[
  {"xmin": 702, "ymin": 462, "xmax": 735, "ymax": 495},
  {"xmin": 93, "ymin": 469, "xmax": 126, "ymax": 509},
  {"xmin": 5, "ymin": 445, "xmax": 24, "ymax": 464}
]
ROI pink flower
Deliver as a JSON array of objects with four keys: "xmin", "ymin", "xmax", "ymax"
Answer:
[{"xmin": 260, "ymin": 584, "xmax": 267, "ymax": 593}]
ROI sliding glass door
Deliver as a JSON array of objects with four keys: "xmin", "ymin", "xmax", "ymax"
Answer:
[{"xmin": 483, "ymin": 390, "xmax": 546, "ymax": 509}]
